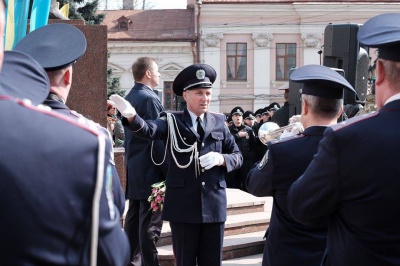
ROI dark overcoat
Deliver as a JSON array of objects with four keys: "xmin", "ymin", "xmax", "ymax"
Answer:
[
  {"xmin": 124, "ymin": 83, "xmax": 166, "ymax": 200},
  {"xmin": 0, "ymin": 96, "xmax": 129, "ymax": 266},
  {"xmin": 44, "ymin": 97, "xmax": 125, "ymax": 214},
  {"xmin": 247, "ymin": 126, "xmax": 328, "ymax": 266},
  {"xmin": 288, "ymin": 100, "xmax": 400, "ymax": 266}
]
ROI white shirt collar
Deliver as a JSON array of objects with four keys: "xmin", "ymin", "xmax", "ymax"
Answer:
[
  {"xmin": 187, "ymin": 109, "xmax": 205, "ymax": 127},
  {"xmin": 384, "ymin": 93, "xmax": 400, "ymax": 105}
]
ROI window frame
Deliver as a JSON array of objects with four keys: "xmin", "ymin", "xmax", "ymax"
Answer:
[
  {"xmin": 276, "ymin": 43, "xmax": 297, "ymax": 81},
  {"xmin": 226, "ymin": 42, "xmax": 247, "ymax": 81}
]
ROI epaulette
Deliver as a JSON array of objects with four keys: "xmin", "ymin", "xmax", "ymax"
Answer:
[
  {"xmin": 159, "ymin": 111, "xmax": 183, "ymax": 121},
  {"xmin": 269, "ymin": 134, "xmax": 303, "ymax": 146},
  {"xmin": 3, "ymin": 96, "xmax": 102, "ymax": 137},
  {"xmin": 160, "ymin": 111, "xmax": 183, "ymax": 117},
  {"xmin": 209, "ymin": 111, "xmax": 224, "ymax": 115},
  {"xmin": 70, "ymin": 110, "xmax": 84, "ymax": 118},
  {"xmin": 331, "ymin": 111, "xmax": 378, "ymax": 131}
]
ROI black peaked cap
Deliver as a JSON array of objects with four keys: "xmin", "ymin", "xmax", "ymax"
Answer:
[
  {"xmin": 290, "ymin": 65, "xmax": 355, "ymax": 99},
  {"xmin": 173, "ymin": 64, "xmax": 216, "ymax": 96},
  {"xmin": 14, "ymin": 23, "xmax": 87, "ymax": 71}
]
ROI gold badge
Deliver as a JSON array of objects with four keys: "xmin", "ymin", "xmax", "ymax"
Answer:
[{"xmin": 196, "ymin": 69, "xmax": 206, "ymax": 80}]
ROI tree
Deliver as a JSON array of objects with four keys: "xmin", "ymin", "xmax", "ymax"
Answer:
[
  {"xmin": 58, "ymin": 0, "xmax": 105, "ymax": 24},
  {"xmin": 107, "ymin": 68, "xmax": 124, "ymax": 98}
]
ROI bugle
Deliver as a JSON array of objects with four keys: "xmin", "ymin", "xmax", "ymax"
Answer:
[{"xmin": 258, "ymin": 122, "xmax": 304, "ymax": 145}]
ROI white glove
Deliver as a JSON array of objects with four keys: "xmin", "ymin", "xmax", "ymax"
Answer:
[
  {"xmin": 109, "ymin": 94, "xmax": 136, "ymax": 118},
  {"xmin": 199, "ymin": 152, "xmax": 224, "ymax": 170}
]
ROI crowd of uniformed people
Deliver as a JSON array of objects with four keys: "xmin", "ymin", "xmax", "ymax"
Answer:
[{"xmin": 2, "ymin": 0, "xmax": 400, "ymax": 263}]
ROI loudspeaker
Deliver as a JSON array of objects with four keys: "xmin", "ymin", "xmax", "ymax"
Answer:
[
  {"xmin": 288, "ymin": 68, "xmax": 302, "ymax": 118},
  {"xmin": 323, "ymin": 24, "xmax": 369, "ymax": 104}
]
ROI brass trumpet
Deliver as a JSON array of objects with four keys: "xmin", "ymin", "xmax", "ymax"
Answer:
[{"xmin": 258, "ymin": 122, "xmax": 304, "ymax": 145}]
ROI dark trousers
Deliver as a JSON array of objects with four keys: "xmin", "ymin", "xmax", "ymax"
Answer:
[
  {"xmin": 226, "ymin": 157, "xmax": 254, "ymax": 192},
  {"xmin": 169, "ymin": 222, "xmax": 225, "ymax": 266},
  {"xmin": 124, "ymin": 200, "xmax": 163, "ymax": 266}
]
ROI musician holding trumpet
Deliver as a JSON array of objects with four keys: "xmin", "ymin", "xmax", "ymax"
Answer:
[{"xmin": 246, "ymin": 64, "xmax": 356, "ymax": 266}]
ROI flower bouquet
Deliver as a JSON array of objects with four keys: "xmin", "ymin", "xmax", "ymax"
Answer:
[{"xmin": 148, "ymin": 180, "xmax": 166, "ymax": 212}]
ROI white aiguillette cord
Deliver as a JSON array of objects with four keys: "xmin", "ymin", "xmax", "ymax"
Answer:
[
  {"xmin": 151, "ymin": 113, "xmax": 200, "ymax": 177},
  {"xmin": 90, "ymin": 135, "xmax": 106, "ymax": 266}
]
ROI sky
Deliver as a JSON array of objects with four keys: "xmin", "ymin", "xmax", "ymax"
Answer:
[{"xmin": 98, "ymin": 0, "xmax": 187, "ymax": 10}]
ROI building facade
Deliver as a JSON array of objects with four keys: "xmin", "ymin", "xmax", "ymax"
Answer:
[{"xmin": 104, "ymin": 0, "xmax": 400, "ymax": 113}]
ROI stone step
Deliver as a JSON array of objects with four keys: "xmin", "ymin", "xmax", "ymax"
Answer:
[
  {"xmin": 226, "ymin": 189, "xmax": 270, "ymax": 216},
  {"xmin": 158, "ymin": 230, "xmax": 266, "ymax": 266},
  {"xmin": 157, "ymin": 211, "xmax": 269, "ymax": 247}
]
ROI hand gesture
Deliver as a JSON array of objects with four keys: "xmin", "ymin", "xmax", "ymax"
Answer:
[{"xmin": 109, "ymin": 94, "xmax": 137, "ymax": 118}]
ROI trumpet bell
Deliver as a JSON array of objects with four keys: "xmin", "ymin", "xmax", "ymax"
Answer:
[
  {"xmin": 258, "ymin": 121, "xmax": 304, "ymax": 145},
  {"xmin": 258, "ymin": 122, "xmax": 280, "ymax": 145}
]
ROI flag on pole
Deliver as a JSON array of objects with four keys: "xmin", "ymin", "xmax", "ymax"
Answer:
[
  {"xmin": 30, "ymin": 0, "xmax": 51, "ymax": 32},
  {"xmin": 4, "ymin": 0, "xmax": 30, "ymax": 50}
]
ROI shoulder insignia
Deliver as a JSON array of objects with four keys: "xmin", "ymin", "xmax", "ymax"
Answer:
[
  {"xmin": 70, "ymin": 110, "xmax": 83, "ymax": 118},
  {"xmin": 269, "ymin": 134, "xmax": 302, "ymax": 145},
  {"xmin": 160, "ymin": 116, "xmax": 167, "ymax": 121},
  {"xmin": 331, "ymin": 111, "xmax": 378, "ymax": 131},
  {"xmin": 169, "ymin": 111, "xmax": 184, "ymax": 115},
  {"xmin": 258, "ymin": 150, "xmax": 269, "ymax": 170}
]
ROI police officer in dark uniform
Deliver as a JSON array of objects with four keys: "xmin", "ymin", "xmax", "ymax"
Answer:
[
  {"xmin": 288, "ymin": 13, "xmax": 400, "ymax": 266},
  {"xmin": 227, "ymin": 106, "xmax": 255, "ymax": 191},
  {"xmin": 253, "ymin": 106, "xmax": 271, "ymax": 162},
  {"xmin": 267, "ymin": 102, "xmax": 280, "ymax": 121},
  {"xmin": 13, "ymin": 23, "xmax": 125, "ymax": 215},
  {"xmin": 254, "ymin": 108, "xmax": 263, "ymax": 125},
  {"xmin": 243, "ymin": 110, "xmax": 256, "ymax": 127},
  {"xmin": 110, "ymin": 63, "xmax": 243, "ymax": 266},
  {"xmin": 0, "ymin": 47, "xmax": 129, "ymax": 266},
  {"xmin": 272, "ymin": 82, "xmax": 290, "ymax": 127},
  {"xmin": 247, "ymin": 64, "xmax": 355, "ymax": 266}
]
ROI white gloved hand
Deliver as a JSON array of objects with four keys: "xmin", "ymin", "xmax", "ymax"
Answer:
[
  {"xmin": 199, "ymin": 152, "xmax": 224, "ymax": 170},
  {"xmin": 109, "ymin": 94, "xmax": 136, "ymax": 118}
]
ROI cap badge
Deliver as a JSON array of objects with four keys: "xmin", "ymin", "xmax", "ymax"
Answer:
[
  {"xmin": 237, "ymin": 109, "xmax": 240, "ymax": 113},
  {"xmin": 196, "ymin": 69, "xmax": 206, "ymax": 80}
]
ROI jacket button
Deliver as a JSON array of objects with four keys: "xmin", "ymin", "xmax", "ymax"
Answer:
[{"xmin": 202, "ymin": 182, "xmax": 205, "ymax": 186}]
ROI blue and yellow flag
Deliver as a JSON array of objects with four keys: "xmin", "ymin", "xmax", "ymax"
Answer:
[
  {"xmin": 30, "ymin": 0, "xmax": 51, "ymax": 32},
  {"xmin": 4, "ymin": 0, "xmax": 31, "ymax": 50}
]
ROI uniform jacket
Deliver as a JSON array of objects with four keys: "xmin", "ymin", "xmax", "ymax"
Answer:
[
  {"xmin": 288, "ymin": 100, "xmax": 400, "ymax": 266},
  {"xmin": 123, "ymin": 109, "xmax": 243, "ymax": 223},
  {"xmin": 0, "ymin": 96, "xmax": 129, "ymax": 266},
  {"xmin": 247, "ymin": 126, "xmax": 328, "ymax": 266},
  {"xmin": 228, "ymin": 124, "xmax": 255, "ymax": 160},
  {"xmin": 272, "ymin": 101, "xmax": 289, "ymax": 127},
  {"xmin": 124, "ymin": 83, "xmax": 166, "ymax": 200},
  {"xmin": 44, "ymin": 96, "xmax": 125, "ymax": 214}
]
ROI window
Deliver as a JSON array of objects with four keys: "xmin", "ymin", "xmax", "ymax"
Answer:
[
  {"xmin": 227, "ymin": 43, "xmax": 247, "ymax": 80},
  {"xmin": 119, "ymin": 21, "xmax": 128, "ymax": 30},
  {"xmin": 276, "ymin": 43, "xmax": 296, "ymax": 80},
  {"xmin": 163, "ymin": 81, "xmax": 174, "ymax": 110}
]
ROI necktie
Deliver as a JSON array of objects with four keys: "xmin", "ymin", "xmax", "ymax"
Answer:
[{"xmin": 196, "ymin": 117, "xmax": 204, "ymax": 140}]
